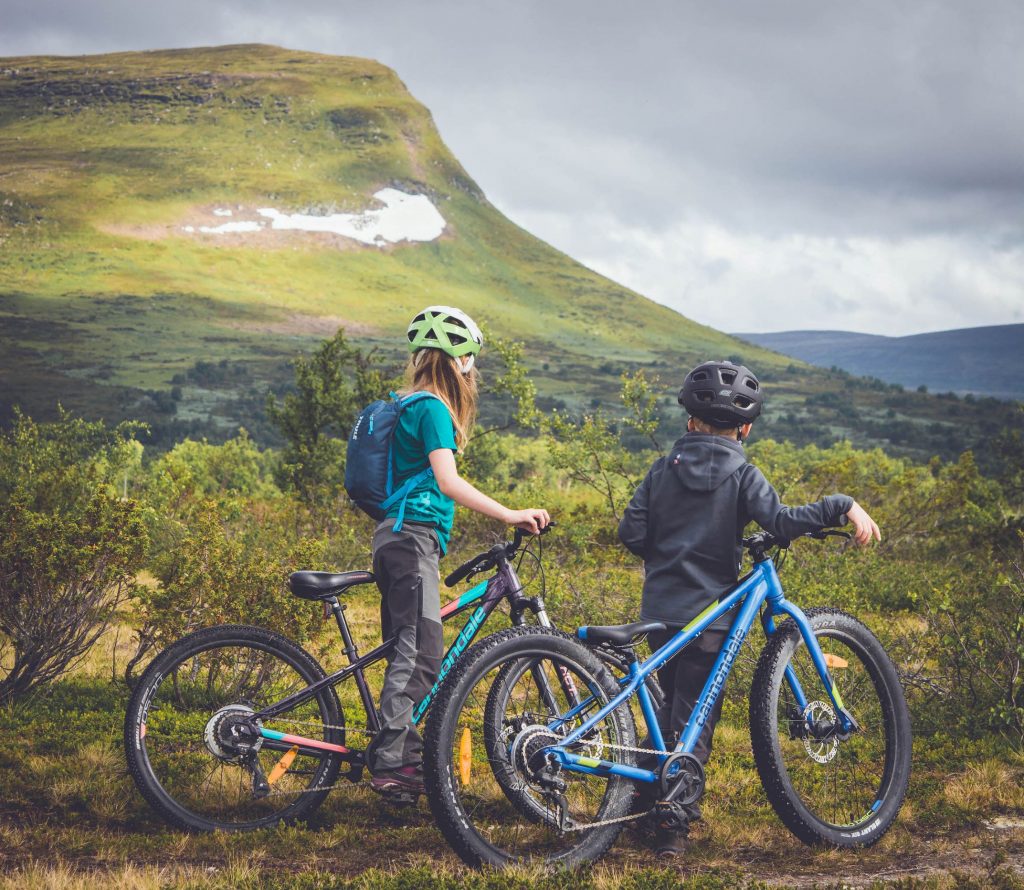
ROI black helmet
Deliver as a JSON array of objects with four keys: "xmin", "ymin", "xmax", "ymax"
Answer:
[{"xmin": 678, "ymin": 360, "xmax": 763, "ymax": 427}]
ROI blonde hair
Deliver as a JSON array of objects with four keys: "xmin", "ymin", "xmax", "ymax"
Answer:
[{"xmin": 401, "ymin": 348, "xmax": 478, "ymax": 449}]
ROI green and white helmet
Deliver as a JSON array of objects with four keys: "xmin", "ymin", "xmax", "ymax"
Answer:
[{"xmin": 407, "ymin": 305, "xmax": 483, "ymax": 360}]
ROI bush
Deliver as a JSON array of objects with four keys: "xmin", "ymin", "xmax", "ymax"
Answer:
[
  {"xmin": 926, "ymin": 536, "xmax": 1024, "ymax": 747},
  {"xmin": 0, "ymin": 411, "xmax": 148, "ymax": 703},
  {"xmin": 125, "ymin": 456, "xmax": 327, "ymax": 682}
]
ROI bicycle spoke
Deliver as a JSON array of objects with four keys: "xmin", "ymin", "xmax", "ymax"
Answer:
[
  {"xmin": 133, "ymin": 636, "xmax": 343, "ymax": 829},
  {"xmin": 775, "ymin": 632, "xmax": 889, "ymax": 828}
]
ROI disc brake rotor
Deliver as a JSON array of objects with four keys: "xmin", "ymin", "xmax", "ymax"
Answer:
[{"xmin": 801, "ymin": 701, "xmax": 840, "ymax": 764}]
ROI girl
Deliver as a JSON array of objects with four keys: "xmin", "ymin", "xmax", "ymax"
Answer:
[{"xmin": 367, "ymin": 305, "xmax": 550, "ymax": 796}]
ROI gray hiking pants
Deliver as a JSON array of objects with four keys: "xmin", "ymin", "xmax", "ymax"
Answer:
[{"xmin": 366, "ymin": 521, "xmax": 443, "ymax": 773}]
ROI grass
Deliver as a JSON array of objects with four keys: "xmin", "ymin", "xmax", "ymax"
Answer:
[{"xmin": 1, "ymin": 593, "xmax": 1023, "ymax": 889}]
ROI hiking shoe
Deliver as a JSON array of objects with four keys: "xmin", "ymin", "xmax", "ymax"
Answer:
[
  {"xmin": 370, "ymin": 765, "xmax": 425, "ymax": 798},
  {"xmin": 654, "ymin": 827, "xmax": 690, "ymax": 858}
]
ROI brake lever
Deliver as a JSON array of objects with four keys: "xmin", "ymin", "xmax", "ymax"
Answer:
[{"xmin": 507, "ymin": 520, "xmax": 556, "ymax": 555}]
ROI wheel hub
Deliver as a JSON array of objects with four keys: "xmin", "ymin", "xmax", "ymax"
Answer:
[
  {"xmin": 511, "ymin": 725, "xmax": 559, "ymax": 783},
  {"xmin": 204, "ymin": 705, "xmax": 262, "ymax": 762}
]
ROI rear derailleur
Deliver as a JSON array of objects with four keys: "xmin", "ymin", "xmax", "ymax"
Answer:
[{"xmin": 204, "ymin": 704, "xmax": 271, "ymax": 799}]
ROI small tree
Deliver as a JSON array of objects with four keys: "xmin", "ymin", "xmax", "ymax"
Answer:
[
  {"xmin": 546, "ymin": 370, "xmax": 663, "ymax": 522},
  {"xmin": 126, "ymin": 455, "xmax": 326, "ymax": 683},
  {"xmin": 0, "ymin": 410, "xmax": 148, "ymax": 703},
  {"xmin": 266, "ymin": 329, "xmax": 399, "ymax": 507}
]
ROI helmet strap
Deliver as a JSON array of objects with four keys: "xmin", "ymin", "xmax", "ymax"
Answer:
[{"xmin": 459, "ymin": 354, "xmax": 475, "ymax": 375}]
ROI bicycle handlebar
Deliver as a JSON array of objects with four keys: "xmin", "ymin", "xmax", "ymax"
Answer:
[
  {"xmin": 444, "ymin": 522, "xmax": 556, "ymax": 587},
  {"xmin": 742, "ymin": 528, "xmax": 852, "ymax": 553}
]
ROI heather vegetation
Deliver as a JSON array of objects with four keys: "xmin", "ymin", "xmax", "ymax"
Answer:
[{"xmin": 1, "ymin": 331, "xmax": 1023, "ymax": 887}]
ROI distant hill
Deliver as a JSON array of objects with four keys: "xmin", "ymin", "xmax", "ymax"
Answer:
[{"xmin": 734, "ymin": 326, "xmax": 1024, "ymax": 400}]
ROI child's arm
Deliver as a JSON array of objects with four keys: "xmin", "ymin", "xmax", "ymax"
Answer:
[
  {"xmin": 741, "ymin": 466, "xmax": 880, "ymax": 546},
  {"xmin": 429, "ymin": 448, "xmax": 550, "ymax": 534},
  {"xmin": 845, "ymin": 500, "xmax": 881, "ymax": 545}
]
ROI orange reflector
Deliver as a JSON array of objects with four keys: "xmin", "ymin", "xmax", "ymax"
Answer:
[
  {"xmin": 267, "ymin": 745, "xmax": 299, "ymax": 786},
  {"xmin": 823, "ymin": 653, "xmax": 849, "ymax": 669},
  {"xmin": 459, "ymin": 727, "xmax": 472, "ymax": 786}
]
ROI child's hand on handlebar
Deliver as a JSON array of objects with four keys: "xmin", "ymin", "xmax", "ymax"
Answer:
[
  {"xmin": 846, "ymin": 501, "xmax": 881, "ymax": 546},
  {"xmin": 506, "ymin": 508, "xmax": 551, "ymax": 535}
]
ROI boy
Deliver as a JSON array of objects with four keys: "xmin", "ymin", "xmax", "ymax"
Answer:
[{"xmin": 618, "ymin": 360, "xmax": 880, "ymax": 857}]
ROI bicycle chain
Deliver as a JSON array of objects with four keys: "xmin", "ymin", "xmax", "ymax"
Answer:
[
  {"xmin": 256, "ymin": 719, "xmax": 675, "ymax": 825},
  {"xmin": 554, "ymin": 739, "xmax": 671, "ymax": 831}
]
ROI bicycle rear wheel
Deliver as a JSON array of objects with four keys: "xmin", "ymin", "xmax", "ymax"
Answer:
[
  {"xmin": 750, "ymin": 607, "xmax": 911, "ymax": 847},
  {"xmin": 484, "ymin": 644, "xmax": 661, "ymax": 825},
  {"xmin": 125, "ymin": 624, "xmax": 344, "ymax": 831},
  {"xmin": 423, "ymin": 626, "xmax": 636, "ymax": 869}
]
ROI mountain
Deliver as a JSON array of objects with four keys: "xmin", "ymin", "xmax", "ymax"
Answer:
[
  {"xmin": 0, "ymin": 44, "xmax": 1019, "ymax": 464},
  {"xmin": 0, "ymin": 45, "xmax": 780, "ymax": 429},
  {"xmin": 733, "ymin": 326, "xmax": 1024, "ymax": 400}
]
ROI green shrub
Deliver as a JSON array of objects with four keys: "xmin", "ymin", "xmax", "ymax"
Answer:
[
  {"xmin": 125, "ymin": 459, "xmax": 326, "ymax": 682},
  {"xmin": 0, "ymin": 411, "xmax": 148, "ymax": 703}
]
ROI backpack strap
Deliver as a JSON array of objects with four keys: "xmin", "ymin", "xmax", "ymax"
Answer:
[
  {"xmin": 380, "ymin": 467, "xmax": 435, "ymax": 532},
  {"xmin": 381, "ymin": 390, "xmax": 445, "ymax": 533}
]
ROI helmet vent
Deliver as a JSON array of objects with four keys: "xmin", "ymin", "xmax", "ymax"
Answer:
[
  {"xmin": 695, "ymin": 390, "xmax": 715, "ymax": 403},
  {"xmin": 733, "ymin": 395, "xmax": 753, "ymax": 409},
  {"xmin": 742, "ymin": 377, "xmax": 759, "ymax": 391},
  {"xmin": 720, "ymin": 370, "xmax": 737, "ymax": 384},
  {"xmin": 692, "ymin": 371, "xmax": 710, "ymax": 382}
]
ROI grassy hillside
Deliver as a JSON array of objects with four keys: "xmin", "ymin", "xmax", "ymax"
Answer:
[
  {"xmin": 735, "ymin": 325, "xmax": 1024, "ymax": 399},
  {"xmin": 0, "ymin": 48, "xmax": 772, "ymax": 409},
  {"xmin": 0, "ymin": 44, "xmax": 1019, "ymax": 463}
]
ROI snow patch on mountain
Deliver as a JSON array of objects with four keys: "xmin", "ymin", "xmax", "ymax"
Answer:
[{"xmin": 181, "ymin": 190, "xmax": 445, "ymax": 245}]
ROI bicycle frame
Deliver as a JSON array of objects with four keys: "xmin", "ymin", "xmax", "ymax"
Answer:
[
  {"xmin": 546, "ymin": 554, "xmax": 858, "ymax": 785},
  {"xmin": 253, "ymin": 554, "xmax": 549, "ymax": 760}
]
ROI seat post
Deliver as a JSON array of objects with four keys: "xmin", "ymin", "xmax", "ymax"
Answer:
[
  {"xmin": 328, "ymin": 597, "xmax": 360, "ymax": 663},
  {"xmin": 328, "ymin": 596, "xmax": 381, "ymax": 735}
]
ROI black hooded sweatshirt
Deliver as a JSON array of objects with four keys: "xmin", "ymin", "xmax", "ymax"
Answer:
[{"xmin": 618, "ymin": 432, "xmax": 853, "ymax": 627}]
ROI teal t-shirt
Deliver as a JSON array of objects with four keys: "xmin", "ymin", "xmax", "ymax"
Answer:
[{"xmin": 386, "ymin": 395, "xmax": 458, "ymax": 554}]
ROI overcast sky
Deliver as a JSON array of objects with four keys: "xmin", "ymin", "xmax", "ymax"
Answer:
[{"xmin": 2, "ymin": 0, "xmax": 1022, "ymax": 336}]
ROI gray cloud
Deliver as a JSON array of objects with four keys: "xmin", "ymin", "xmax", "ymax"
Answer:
[{"xmin": 1, "ymin": 0, "xmax": 1022, "ymax": 334}]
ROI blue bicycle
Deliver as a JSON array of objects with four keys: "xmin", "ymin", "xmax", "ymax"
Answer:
[{"xmin": 422, "ymin": 530, "xmax": 912, "ymax": 868}]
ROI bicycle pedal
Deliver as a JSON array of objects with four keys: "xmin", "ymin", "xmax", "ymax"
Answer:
[
  {"xmin": 652, "ymin": 800, "xmax": 689, "ymax": 832},
  {"xmin": 375, "ymin": 788, "xmax": 419, "ymax": 806}
]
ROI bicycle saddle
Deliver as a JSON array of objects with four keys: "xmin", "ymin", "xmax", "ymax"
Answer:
[
  {"xmin": 576, "ymin": 620, "xmax": 666, "ymax": 646},
  {"xmin": 288, "ymin": 570, "xmax": 376, "ymax": 601}
]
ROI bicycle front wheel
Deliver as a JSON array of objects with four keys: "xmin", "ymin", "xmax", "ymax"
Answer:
[
  {"xmin": 423, "ymin": 626, "xmax": 636, "ymax": 869},
  {"xmin": 125, "ymin": 624, "xmax": 344, "ymax": 831},
  {"xmin": 750, "ymin": 607, "xmax": 911, "ymax": 847}
]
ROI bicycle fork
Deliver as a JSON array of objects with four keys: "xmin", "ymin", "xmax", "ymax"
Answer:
[{"xmin": 760, "ymin": 569, "xmax": 859, "ymax": 737}]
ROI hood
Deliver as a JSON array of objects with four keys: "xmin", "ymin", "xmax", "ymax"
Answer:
[{"xmin": 668, "ymin": 432, "xmax": 747, "ymax": 492}]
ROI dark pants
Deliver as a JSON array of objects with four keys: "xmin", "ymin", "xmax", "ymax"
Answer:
[
  {"xmin": 649, "ymin": 625, "xmax": 729, "ymax": 766},
  {"xmin": 365, "ymin": 521, "xmax": 443, "ymax": 773},
  {"xmin": 641, "ymin": 625, "xmax": 729, "ymax": 820}
]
